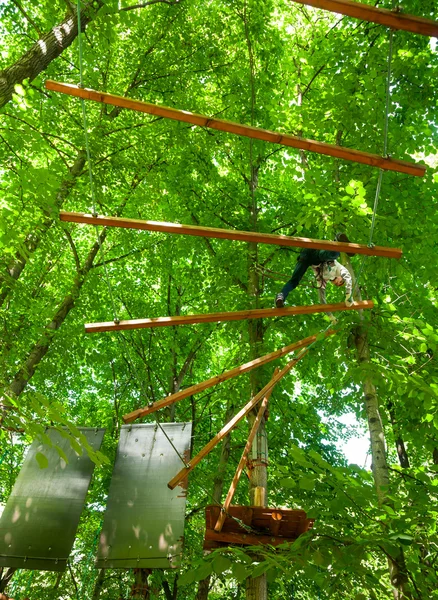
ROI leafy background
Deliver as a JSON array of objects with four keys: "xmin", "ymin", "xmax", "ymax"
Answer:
[{"xmin": 0, "ymin": 0, "xmax": 437, "ymax": 598}]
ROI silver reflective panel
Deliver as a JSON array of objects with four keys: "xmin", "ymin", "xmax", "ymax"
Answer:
[
  {"xmin": 0, "ymin": 428, "xmax": 105, "ymax": 571},
  {"xmin": 97, "ymin": 422, "xmax": 191, "ymax": 569}
]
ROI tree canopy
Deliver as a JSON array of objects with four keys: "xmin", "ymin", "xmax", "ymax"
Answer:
[{"xmin": 0, "ymin": 0, "xmax": 437, "ymax": 599}]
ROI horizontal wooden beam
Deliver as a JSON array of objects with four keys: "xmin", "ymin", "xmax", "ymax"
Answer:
[
  {"xmin": 86, "ymin": 301, "xmax": 374, "ymax": 333},
  {"xmin": 204, "ymin": 529, "xmax": 296, "ymax": 548},
  {"xmin": 46, "ymin": 80, "xmax": 426, "ymax": 177},
  {"xmin": 168, "ymin": 352, "xmax": 307, "ymax": 490},
  {"xmin": 123, "ymin": 331, "xmax": 334, "ymax": 423},
  {"xmin": 289, "ymin": 0, "xmax": 438, "ymax": 37},
  {"xmin": 60, "ymin": 211, "xmax": 403, "ymax": 259}
]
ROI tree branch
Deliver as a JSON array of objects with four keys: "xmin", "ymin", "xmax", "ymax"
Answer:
[
  {"xmin": 120, "ymin": 0, "xmax": 181, "ymax": 11},
  {"xmin": 10, "ymin": 0, "xmax": 41, "ymax": 36}
]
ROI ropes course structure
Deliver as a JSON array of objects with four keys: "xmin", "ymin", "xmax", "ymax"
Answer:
[
  {"xmin": 49, "ymin": 0, "xmax": 403, "ymax": 558},
  {"xmin": 4, "ymin": 0, "xmax": 434, "ymax": 595}
]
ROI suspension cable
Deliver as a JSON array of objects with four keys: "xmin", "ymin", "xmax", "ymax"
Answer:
[
  {"xmin": 353, "ymin": 27, "xmax": 394, "ymax": 297},
  {"xmin": 75, "ymin": 0, "xmax": 119, "ymax": 323}
]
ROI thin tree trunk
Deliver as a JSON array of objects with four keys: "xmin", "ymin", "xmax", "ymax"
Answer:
[
  {"xmin": 131, "ymin": 568, "xmax": 152, "ymax": 599},
  {"xmin": 0, "ymin": 567, "xmax": 16, "ymax": 593},
  {"xmin": 0, "ymin": 150, "xmax": 86, "ymax": 308},
  {"xmin": 353, "ymin": 324, "xmax": 413, "ymax": 599},
  {"xmin": 0, "ymin": 0, "xmax": 103, "ymax": 109},
  {"xmin": 91, "ymin": 568, "xmax": 105, "ymax": 600},
  {"xmin": 5, "ymin": 229, "xmax": 106, "ymax": 400},
  {"xmin": 387, "ymin": 401, "xmax": 410, "ymax": 469},
  {"xmin": 246, "ymin": 239, "xmax": 267, "ymax": 600}
]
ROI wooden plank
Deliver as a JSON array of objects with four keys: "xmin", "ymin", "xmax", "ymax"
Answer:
[
  {"xmin": 290, "ymin": 0, "xmax": 438, "ymax": 37},
  {"xmin": 60, "ymin": 210, "xmax": 403, "ymax": 259},
  {"xmin": 214, "ymin": 371, "xmax": 277, "ymax": 533},
  {"xmin": 46, "ymin": 80, "xmax": 426, "ymax": 177},
  {"xmin": 86, "ymin": 301, "xmax": 374, "ymax": 333},
  {"xmin": 167, "ymin": 351, "xmax": 309, "ymax": 490},
  {"xmin": 123, "ymin": 332, "xmax": 333, "ymax": 423},
  {"xmin": 204, "ymin": 529, "xmax": 293, "ymax": 547}
]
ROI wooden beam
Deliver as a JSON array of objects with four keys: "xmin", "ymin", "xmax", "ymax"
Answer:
[
  {"xmin": 85, "ymin": 301, "xmax": 374, "ymax": 333},
  {"xmin": 123, "ymin": 332, "xmax": 334, "ymax": 423},
  {"xmin": 46, "ymin": 80, "xmax": 426, "ymax": 177},
  {"xmin": 204, "ymin": 529, "xmax": 295, "ymax": 548},
  {"xmin": 289, "ymin": 0, "xmax": 438, "ymax": 37},
  {"xmin": 167, "ymin": 351, "xmax": 308, "ymax": 490},
  {"xmin": 214, "ymin": 369, "xmax": 277, "ymax": 533},
  {"xmin": 60, "ymin": 211, "xmax": 403, "ymax": 259}
]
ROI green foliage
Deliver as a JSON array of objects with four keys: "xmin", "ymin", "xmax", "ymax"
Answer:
[{"xmin": 0, "ymin": 0, "xmax": 437, "ymax": 598}]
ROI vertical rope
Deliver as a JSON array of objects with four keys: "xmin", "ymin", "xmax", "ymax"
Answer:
[
  {"xmin": 75, "ymin": 0, "xmax": 120, "ymax": 323},
  {"xmin": 367, "ymin": 28, "xmax": 394, "ymax": 249},
  {"xmin": 353, "ymin": 28, "xmax": 394, "ymax": 297}
]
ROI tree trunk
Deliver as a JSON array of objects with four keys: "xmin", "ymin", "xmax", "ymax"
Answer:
[
  {"xmin": 246, "ymin": 157, "xmax": 267, "ymax": 600},
  {"xmin": 0, "ymin": 568, "xmax": 15, "ymax": 593},
  {"xmin": 387, "ymin": 402, "xmax": 410, "ymax": 469},
  {"xmin": 0, "ymin": 150, "xmax": 86, "ymax": 308},
  {"xmin": 91, "ymin": 568, "xmax": 105, "ymax": 600},
  {"xmin": 131, "ymin": 568, "xmax": 152, "ymax": 599},
  {"xmin": 0, "ymin": 1, "xmax": 103, "ymax": 109},
  {"xmin": 353, "ymin": 324, "xmax": 413, "ymax": 599},
  {"xmin": 5, "ymin": 229, "xmax": 106, "ymax": 400}
]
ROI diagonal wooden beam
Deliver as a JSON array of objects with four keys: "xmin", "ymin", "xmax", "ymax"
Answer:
[
  {"xmin": 46, "ymin": 80, "xmax": 426, "ymax": 177},
  {"xmin": 85, "ymin": 301, "xmax": 374, "ymax": 333},
  {"xmin": 213, "ymin": 369, "xmax": 278, "ymax": 533},
  {"xmin": 60, "ymin": 211, "xmax": 403, "ymax": 259},
  {"xmin": 289, "ymin": 0, "xmax": 438, "ymax": 37},
  {"xmin": 167, "ymin": 351, "xmax": 308, "ymax": 490},
  {"xmin": 123, "ymin": 331, "xmax": 334, "ymax": 423}
]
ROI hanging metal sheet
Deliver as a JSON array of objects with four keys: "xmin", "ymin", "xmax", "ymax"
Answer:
[
  {"xmin": 0, "ymin": 427, "xmax": 105, "ymax": 571},
  {"xmin": 96, "ymin": 422, "xmax": 191, "ymax": 569}
]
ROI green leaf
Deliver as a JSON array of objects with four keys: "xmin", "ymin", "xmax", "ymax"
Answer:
[
  {"xmin": 178, "ymin": 569, "xmax": 196, "ymax": 586},
  {"xmin": 35, "ymin": 452, "xmax": 49, "ymax": 469},
  {"xmin": 193, "ymin": 561, "xmax": 213, "ymax": 581},
  {"xmin": 212, "ymin": 555, "xmax": 232, "ymax": 574},
  {"xmin": 232, "ymin": 563, "xmax": 250, "ymax": 582},
  {"xmin": 299, "ymin": 477, "xmax": 315, "ymax": 491},
  {"xmin": 54, "ymin": 445, "xmax": 69, "ymax": 464},
  {"xmin": 251, "ymin": 561, "xmax": 271, "ymax": 578},
  {"xmin": 280, "ymin": 477, "xmax": 296, "ymax": 488}
]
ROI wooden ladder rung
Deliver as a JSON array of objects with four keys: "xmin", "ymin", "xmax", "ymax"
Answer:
[
  {"xmin": 59, "ymin": 211, "xmax": 403, "ymax": 259},
  {"xmin": 290, "ymin": 0, "xmax": 438, "ymax": 37},
  {"xmin": 85, "ymin": 301, "xmax": 374, "ymax": 333},
  {"xmin": 45, "ymin": 81, "xmax": 426, "ymax": 177}
]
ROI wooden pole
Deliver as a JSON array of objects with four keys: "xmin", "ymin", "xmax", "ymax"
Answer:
[
  {"xmin": 45, "ymin": 81, "xmax": 426, "ymax": 177},
  {"xmin": 289, "ymin": 0, "xmax": 438, "ymax": 37},
  {"xmin": 85, "ymin": 300, "xmax": 374, "ymax": 333},
  {"xmin": 167, "ymin": 351, "xmax": 308, "ymax": 490},
  {"xmin": 214, "ymin": 370, "xmax": 278, "ymax": 533},
  {"xmin": 123, "ymin": 332, "xmax": 334, "ymax": 423},
  {"xmin": 59, "ymin": 211, "xmax": 403, "ymax": 259}
]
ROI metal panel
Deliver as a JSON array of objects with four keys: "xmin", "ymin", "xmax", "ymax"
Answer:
[
  {"xmin": 0, "ymin": 428, "xmax": 105, "ymax": 571},
  {"xmin": 97, "ymin": 422, "xmax": 191, "ymax": 569}
]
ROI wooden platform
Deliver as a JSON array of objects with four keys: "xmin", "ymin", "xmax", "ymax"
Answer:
[
  {"xmin": 46, "ymin": 81, "xmax": 426, "ymax": 177},
  {"xmin": 59, "ymin": 211, "xmax": 403, "ymax": 259},
  {"xmin": 290, "ymin": 0, "xmax": 438, "ymax": 37},
  {"xmin": 204, "ymin": 505, "xmax": 314, "ymax": 549},
  {"xmin": 85, "ymin": 301, "xmax": 373, "ymax": 333}
]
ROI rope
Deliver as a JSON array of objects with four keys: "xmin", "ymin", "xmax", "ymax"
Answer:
[
  {"xmin": 367, "ymin": 28, "xmax": 394, "ymax": 249},
  {"xmin": 353, "ymin": 26, "xmax": 394, "ymax": 297},
  {"xmin": 75, "ymin": 0, "xmax": 119, "ymax": 324}
]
